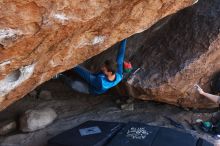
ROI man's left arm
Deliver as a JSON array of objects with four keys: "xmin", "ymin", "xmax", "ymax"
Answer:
[{"xmin": 116, "ymin": 39, "xmax": 127, "ymax": 75}]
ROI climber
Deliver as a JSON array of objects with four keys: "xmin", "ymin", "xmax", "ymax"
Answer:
[
  {"xmin": 56, "ymin": 39, "xmax": 127, "ymax": 95},
  {"xmin": 194, "ymin": 77, "xmax": 220, "ymax": 136},
  {"xmin": 195, "ymin": 73, "xmax": 220, "ymax": 104}
]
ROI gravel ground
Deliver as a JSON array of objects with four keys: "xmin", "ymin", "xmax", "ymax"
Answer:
[{"xmin": 0, "ymin": 79, "xmax": 219, "ymax": 146}]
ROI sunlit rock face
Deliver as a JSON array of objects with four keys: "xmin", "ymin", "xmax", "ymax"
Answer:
[
  {"xmin": 0, "ymin": 0, "xmax": 194, "ymax": 111},
  {"xmin": 84, "ymin": 0, "xmax": 220, "ymax": 109}
]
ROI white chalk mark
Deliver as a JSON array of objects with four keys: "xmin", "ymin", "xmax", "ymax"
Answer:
[
  {"xmin": 49, "ymin": 59, "xmax": 56, "ymax": 67},
  {"xmin": 193, "ymin": 0, "xmax": 199, "ymax": 4},
  {"xmin": 74, "ymin": 35, "xmax": 105, "ymax": 48},
  {"xmin": 136, "ymin": 28, "xmax": 147, "ymax": 34},
  {"xmin": 0, "ymin": 64, "xmax": 35, "ymax": 100},
  {"xmin": 53, "ymin": 13, "xmax": 69, "ymax": 24},
  {"xmin": 152, "ymin": 17, "xmax": 172, "ymax": 32},
  {"xmin": 74, "ymin": 39, "xmax": 88, "ymax": 48},
  {"xmin": 0, "ymin": 28, "xmax": 22, "ymax": 44},
  {"xmin": 91, "ymin": 36, "xmax": 105, "ymax": 45},
  {"xmin": 0, "ymin": 60, "xmax": 11, "ymax": 71},
  {"xmin": 0, "ymin": 60, "xmax": 11, "ymax": 66}
]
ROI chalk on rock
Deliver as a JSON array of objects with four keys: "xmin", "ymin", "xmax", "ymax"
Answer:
[
  {"xmin": 0, "ymin": 120, "xmax": 17, "ymax": 136},
  {"xmin": 19, "ymin": 107, "xmax": 57, "ymax": 132},
  {"xmin": 38, "ymin": 90, "xmax": 52, "ymax": 100}
]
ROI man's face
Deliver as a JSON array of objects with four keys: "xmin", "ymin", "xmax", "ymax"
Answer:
[{"xmin": 101, "ymin": 66, "xmax": 111, "ymax": 76}]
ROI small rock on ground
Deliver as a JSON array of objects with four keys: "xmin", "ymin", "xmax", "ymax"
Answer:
[
  {"xmin": 121, "ymin": 103, "xmax": 134, "ymax": 111},
  {"xmin": 0, "ymin": 120, "xmax": 17, "ymax": 136},
  {"xmin": 19, "ymin": 107, "xmax": 57, "ymax": 132}
]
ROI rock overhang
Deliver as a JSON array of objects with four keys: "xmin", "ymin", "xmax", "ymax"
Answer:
[{"xmin": 0, "ymin": 0, "xmax": 196, "ymax": 111}]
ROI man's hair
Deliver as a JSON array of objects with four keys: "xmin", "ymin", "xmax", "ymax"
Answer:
[{"xmin": 104, "ymin": 59, "xmax": 117, "ymax": 74}]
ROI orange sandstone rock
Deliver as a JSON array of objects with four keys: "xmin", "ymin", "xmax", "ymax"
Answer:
[{"xmin": 0, "ymin": 0, "xmax": 194, "ymax": 111}]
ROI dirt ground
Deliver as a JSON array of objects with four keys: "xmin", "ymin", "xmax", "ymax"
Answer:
[{"xmin": 0, "ymin": 79, "xmax": 219, "ymax": 146}]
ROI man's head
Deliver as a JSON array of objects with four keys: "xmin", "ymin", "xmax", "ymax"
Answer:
[{"xmin": 101, "ymin": 59, "xmax": 117, "ymax": 76}]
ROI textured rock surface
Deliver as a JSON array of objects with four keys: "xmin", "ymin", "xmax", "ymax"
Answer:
[
  {"xmin": 0, "ymin": 0, "xmax": 194, "ymax": 111},
  {"xmin": 0, "ymin": 120, "xmax": 16, "ymax": 135},
  {"xmin": 84, "ymin": 0, "xmax": 220, "ymax": 109},
  {"xmin": 38, "ymin": 90, "xmax": 52, "ymax": 100},
  {"xmin": 19, "ymin": 107, "xmax": 57, "ymax": 132}
]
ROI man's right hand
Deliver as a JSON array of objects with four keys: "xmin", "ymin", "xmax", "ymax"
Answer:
[{"xmin": 194, "ymin": 84, "xmax": 205, "ymax": 95}]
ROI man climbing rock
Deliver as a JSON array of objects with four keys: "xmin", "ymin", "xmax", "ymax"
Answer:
[{"xmin": 56, "ymin": 39, "xmax": 127, "ymax": 95}]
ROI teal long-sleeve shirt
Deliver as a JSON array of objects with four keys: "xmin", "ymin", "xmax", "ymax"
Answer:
[{"xmin": 73, "ymin": 39, "xmax": 127, "ymax": 95}]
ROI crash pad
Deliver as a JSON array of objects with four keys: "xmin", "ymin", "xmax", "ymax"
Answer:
[
  {"xmin": 106, "ymin": 122, "xmax": 214, "ymax": 146},
  {"xmin": 48, "ymin": 121, "xmax": 214, "ymax": 146},
  {"xmin": 47, "ymin": 121, "xmax": 124, "ymax": 146}
]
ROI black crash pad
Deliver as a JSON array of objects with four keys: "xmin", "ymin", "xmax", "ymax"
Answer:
[
  {"xmin": 201, "ymin": 140, "xmax": 215, "ymax": 146},
  {"xmin": 152, "ymin": 126, "xmax": 197, "ymax": 146},
  {"xmin": 197, "ymin": 138, "xmax": 214, "ymax": 146},
  {"xmin": 106, "ymin": 122, "xmax": 160, "ymax": 146},
  {"xmin": 48, "ymin": 121, "xmax": 124, "ymax": 146},
  {"xmin": 106, "ymin": 122, "xmax": 214, "ymax": 146}
]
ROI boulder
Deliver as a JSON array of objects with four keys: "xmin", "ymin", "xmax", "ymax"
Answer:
[
  {"xmin": 19, "ymin": 108, "xmax": 57, "ymax": 132},
  {"xmin": 84, "ymin": 0, "xmax": 220, "ymax": 109},
  {"xmin": 0, "ymin": 0, "xmax": 194, "ymax": 111},
  {"xmin": 0, "ymin": 120, "xmax": 17, "ymax": 136}
]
